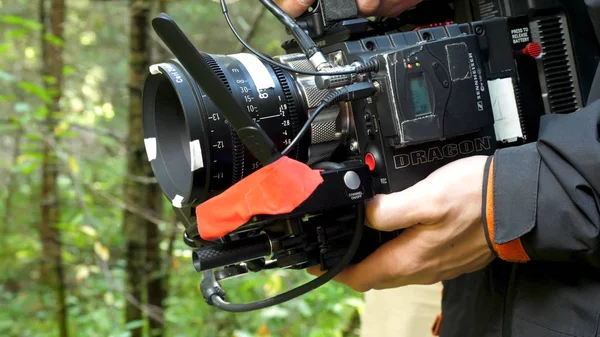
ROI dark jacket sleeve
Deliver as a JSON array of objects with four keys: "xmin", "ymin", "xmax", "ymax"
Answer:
[{"xmin": 482, "ymin": 99, "xmax": 600, "ymax": 266}]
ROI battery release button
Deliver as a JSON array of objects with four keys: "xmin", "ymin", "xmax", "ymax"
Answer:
[{"xmin": 365, "ymin": 153, "xmax": 376, "ymax": 171}]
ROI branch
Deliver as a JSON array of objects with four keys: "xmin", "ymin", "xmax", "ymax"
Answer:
[
  {"xmin": 239, "ymin": 5, "xmax": 267, "ymax": 53},
  {"xmin": 68, "ymin": 123, "xmax": 125, "ymax": 142}
]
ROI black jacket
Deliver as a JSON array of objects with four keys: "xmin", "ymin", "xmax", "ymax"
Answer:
[{"xmin": 439, "ymin": 35, "xmax": 600, "ymax": 337}]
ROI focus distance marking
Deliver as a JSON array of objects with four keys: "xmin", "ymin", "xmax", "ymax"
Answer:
[
  {"xmin": 189, "ymin": 140, "xmax": 204, "ymax": 171},
  {"xmin": 488, "ymin": 78, "xmax": 523, "ymax": 142},
  {"xmin": 230, "ymin": 53, "xmax": 276, "ymax": 91},
  {"xmin": 144, "ymin": 138, "xmax": 157, "ymax": 161},
  {"xmin": 172, "ymin": 194, "xmax": 184, "ymax": 208}
]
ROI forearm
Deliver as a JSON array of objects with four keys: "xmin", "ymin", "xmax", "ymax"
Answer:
[{"xmin": 483, "ymin": 99, "xmax": 600, "ymax": 265}]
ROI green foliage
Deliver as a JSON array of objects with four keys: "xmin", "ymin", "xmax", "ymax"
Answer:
[{"xmin": 0, "ymin": 1, "xmax": 364, "ymax": 337}]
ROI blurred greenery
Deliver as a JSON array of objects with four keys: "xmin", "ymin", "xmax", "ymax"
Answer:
[{"xmin": 0, "ymin": 0, "xmax": 364, "ymax": 336}]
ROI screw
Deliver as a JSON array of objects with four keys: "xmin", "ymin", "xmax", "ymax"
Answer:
[
  {"xmin": 349, "ymin": 140, "xmax": 359, "ymax": 153},
  {"xmin": 334, "ymin": 54, "xmax": 343, "ymax": 66},
  {"xmin": 475, "ymin": 25, "xmax": 484, "ymax": 35},
  {"xmin": 433, "ymin": 62, "xmax": 439, "ymax": 69},
  {"xmin": 373, "ymin": 80, "xmax": 381, "ymax": 93},
  {"xmin": 443, "ymin": 80, "xmax": 449, "ymax": 87}
]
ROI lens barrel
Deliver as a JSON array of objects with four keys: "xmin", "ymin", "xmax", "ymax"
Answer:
[{"xmin": 142, "ymin": 53, "xmax": 309, "ymax": 208}]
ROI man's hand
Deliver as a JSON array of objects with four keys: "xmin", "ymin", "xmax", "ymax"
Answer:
[
  {"xmin": 274, "ymin": 0, "xmax": 423, "ymax": 18},
  {"xmin": 309, "ymin": 156, "xmax": 495, "ymax": 292}
]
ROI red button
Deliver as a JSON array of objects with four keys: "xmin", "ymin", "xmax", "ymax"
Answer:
[
  {"xmin": 522, "ymin": 42, "xmax": 542, "ymax": 58},
  {"xmin": 365, "ymin": 153, "xmax": 376, "ymax": 171}
]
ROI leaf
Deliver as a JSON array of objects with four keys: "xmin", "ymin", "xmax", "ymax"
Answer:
[
  {"xmin": 0, "ymin": 94, "xmax": 16, "ymax": 103},
  {"xmin": 7, "ymin": 28, "xmax": 29, "ymax": 39},
  {"xmin": 14, "ymin": 153, "xmax": 42, "ymax": 175},
  {"xmin": 18, "ymin": 81, "xmax": 51, "ymax": 103},
  {"xmin": 13, "ymin": 102, "xmax": 30, "ymax": 113},
  {"xmin": 68, "ymin": 156, "xmax": 80, "ymax": 174},
  {"xmin": 0, "ymin": 43, "xmax": 9, "ymax": 54},
  {"xmin": 21, "ymin": 152, "xmax": 43, "ymax": 161},
  {"xmin": 62, "ymin": 65, "xmax": 75, "ymax": 76},
  {"xmin": 56, "ymin": 130, "xmax": 78, "ymax": 138},
  {"xmin": 55, "ymin": 121, "xmax": 70, "ymax": 135},
  {"xmin": 94, "ymin": 241, "xmax": 110, "ymax": 261},
  {"xmin": 256, "ymin": 324, "xmax": 270, "ymax": 336},
  {"xmin": 111, "ymin": 332, "xmax": 131, "ymax": 337},
  {"xmin": 25, "ymin": 133, "xmax": 42, "ymax": 141},
  {"xmin": 124, "ymin": 320, "xmax": 144, "ymax": 331},
  {"xmin": 263, "ymin": 271, "xmax": 283, "ymax": 296},
  {"xmin": 42, "ymin": 75, "xmax": 56, "ymax": 85},
  {"xmin": 0, "ymin": 70, "xmax": 15, "ymax": 81},
  {"xmin": 43, "ymin": 33, "xmax": 64, "ymax": 46},
  {"xmin": 232, "ymin": 331, "xmax": 253, "ymax": 337},
  {"xmin": 295, "ymin": 300, "xmax": 313, "ymax": 317},
  {"xmin": 103, "ymin": 292, "xmax": 115, "ymax": 305},
  {"xmin": 75, "ymin": 265, "xmax": 90, "ymax": 282},
  {"xmin": 81, "ymin": 225, "xmax": 97, "ymax": 237},
  {"xmin": 343, "ymin": 297, "xmax": 365, "ymax": 315},
  {"xmin": 17, "ymin": 161, "xmax": 39, "ymax": 175},
  {"xmin": 1, "ymin": 15, "xmax": 43, "ymax": 30},
  {"xmin": 260, "ymin": 306, "xmax": 288, "ymax": 319}
]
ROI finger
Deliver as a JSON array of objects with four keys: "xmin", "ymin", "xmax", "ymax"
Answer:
[
  {"xmin": 355, "ymin": 0, "xmax": 381, "ymax": 16},
  {"xmin": 369, "ymin": 0, "xmax": 423, "ymax": 17},
  {"xmin": 274, "ymin": 0, "xmax": 315, "ymax": 18},
  {"xmin": 306, "ymin": 265, "xmax": 322, "ymax": 276},
  {"xmin": 324, "ymin": 235, "xmax": 415, "ymax": 292},
  {"xmin": 366, "ymin": 181, "xmax": 444, "ymax": 232}
]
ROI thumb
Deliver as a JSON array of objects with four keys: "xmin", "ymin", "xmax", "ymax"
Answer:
[
  {"xmin": 273, "ymin": 0, "xmax": 315, "ymax": 18},
  {"xmin": 366, "ymin": 180, "xmax": 444, "ymax": 232}
]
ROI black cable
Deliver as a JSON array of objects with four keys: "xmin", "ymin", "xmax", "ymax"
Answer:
[
  {"xmin": 258, "ymin": 0, "xmax": 320, "ymax": 58},
  {"xmin": 206, "ymin": 203, "xmax": 365, "ymax": 312},
  {"xmin": 220, "ymin": 0, "xmax": 378, "ymax": 76},
  {"xmin": 282, "ymin": 101, "xmax": 327, "ymax": 156},
  {"xmin": 282, "ymin": 81, "xmax": 378, "ymax": 156}
]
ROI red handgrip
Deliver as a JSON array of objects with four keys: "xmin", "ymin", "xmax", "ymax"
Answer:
[{"xmin": 195, "ymin": 156, "xmax": 324, "ymax": 240}]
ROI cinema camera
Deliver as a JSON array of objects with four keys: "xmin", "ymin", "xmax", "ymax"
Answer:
[{"xmin": 142, "ymin": 0, "xmax": 599, "ymax": 311}]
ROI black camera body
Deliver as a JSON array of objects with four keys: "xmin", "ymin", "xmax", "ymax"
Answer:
[
  {"xmin": 142, "ymin": 0, "xmax": 597, "ymax": 311},
  {"xmin": 317, "ymin": 22, "xmax": 501, "ymax": 194}
]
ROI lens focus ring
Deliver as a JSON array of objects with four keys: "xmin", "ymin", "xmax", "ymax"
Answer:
[{"xmin": 142, "ymin": 53, "xmax": 309, "ymax": 208}]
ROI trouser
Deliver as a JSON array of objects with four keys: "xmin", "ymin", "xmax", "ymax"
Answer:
[{"xmin": 360, "ymin": 283, "xmax": 443, "ymax": 337}]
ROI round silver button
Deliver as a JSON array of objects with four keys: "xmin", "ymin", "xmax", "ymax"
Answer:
[{"xmin": 344, "ymin": 171, "xmax": 361, "ymax": 190}]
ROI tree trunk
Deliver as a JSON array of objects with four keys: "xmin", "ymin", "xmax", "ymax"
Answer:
[
  {"xmin": 2, "ymin": 127, "xmax": 23, "ymax": 231},
  {"xmin": 145, "ymin": 1, "xmax": 169, "ymax": 335},
  {"xmin": 124, "ymin": 1, "xmax": 161, "ymax": 337},
  {"xmin": 39, "ymin": 0, "xmax": 68, "ymax": 337}
]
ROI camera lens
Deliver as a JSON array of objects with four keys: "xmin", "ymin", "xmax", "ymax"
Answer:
[
  {"xmin": 142, "ymin": 53, "xmax": 309, "ymax": 208},
  {"xmin": 155, "ymin": 79, "xmax": 191, "ymax": 191}
]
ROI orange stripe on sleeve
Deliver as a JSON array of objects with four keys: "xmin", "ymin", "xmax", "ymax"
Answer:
[{"xmin": 486, "ymin": 158, "xmax": 531, "ymax": 263}]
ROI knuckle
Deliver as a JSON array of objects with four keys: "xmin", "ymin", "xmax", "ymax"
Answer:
[
  {"xmin": 365, "ymin": 196, "xmax": 387, "ymax": 229},
  {"xmin": 356, "ymin": 0, "xmax": 380, "ymax": 15},
  {"xmin": 349, "ymin": 282, "xmax": 371, "ymax": 293},
  {"xmin": 294, "ymin": 0, "xmax": 313, "ymax": 6}
]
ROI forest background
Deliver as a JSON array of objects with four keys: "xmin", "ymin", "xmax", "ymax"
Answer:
[{"xmin": 0, "ymin": 0, "xmax": 364, "ymax": 336}]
